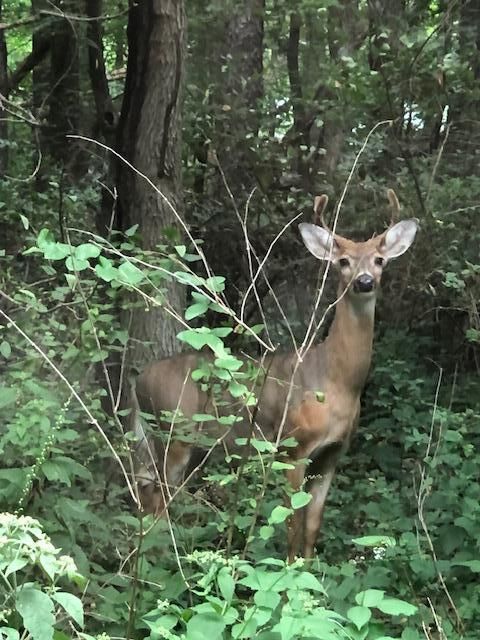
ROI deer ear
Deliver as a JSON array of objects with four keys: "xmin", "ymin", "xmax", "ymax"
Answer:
[
  {"xmin": 299, "ymin": 223, "xmax": 338, "ymax": 261},
  {"xmin": 380, "ymin": 219, "xmax": 418, "ymax": 259}
]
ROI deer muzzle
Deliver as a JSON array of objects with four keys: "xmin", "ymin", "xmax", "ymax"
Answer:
[{"xmin": 353, "ymin": 273, "xmax": 375, "ymax": 293}]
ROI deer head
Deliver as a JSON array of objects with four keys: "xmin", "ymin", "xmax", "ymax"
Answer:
[{"xmin": 299, "ymin": 190, "xmax": 418, "ymax": 300}]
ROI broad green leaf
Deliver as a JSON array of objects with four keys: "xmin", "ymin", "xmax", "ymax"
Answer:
[
  {"xmin": 259, "ymin": 525, "xmax": 275, "ymax": 540},
  {"xmin": 65, "ymin": 255, "xmax": 89, "ymax": 272},
  {"xmin": 175, "ymin": 244, "xmax": 186, "ymax": 257},
  {"xmin": 118, "ymin": 261, "xmax": 144, "ymax": 285},
  {"xmin": 178, "ymin": 329, "xmax": 210, "ymax": 350},
  {"xmin": 292, "ymin": 571, "xmax": 326, "ymax": 593},
  {"xmin": 95, "ymin": 257, "xmax": 118, "ymax": 282},
  {"xmin": 0, "ymin": 386, "xmax": 16, "ymax": 408},
  {"xmin": 254, "ymin": 590, "xmax": 281, "ymax": 610},
  {"xmin": 377, "ymin": 598, "xmax": 417, "ymax": 617},
  {"xmin": 19, "ymin": 213, "xmax": 29, "ymax": 229},
  {"xmin": 291, "ymin": 491, "xmax": 312, "ymax": 509},
  {"xmin": 205, "ymin": 276, "xmax": 226, "ymax": 292},
  {"xmin": 0, "ymin": 629, "xmax": 20, "ymax": 640},
  {"xmin": 268, "ymin": 505, "xmax": 292, "ymax": 524},
  {"xmin": 352, "ymin": 535, "xmax": 396, "ymax": 547},
  {"xmin": 228, "ymin": 381, "xmax": 248, "ymax": 397},
  {"xmin": 0, "ymin": 340, "xmax": 11, "ymax": 358},
  {"xmin": 185, "ymin": 301, "xmax": 209, "ymax": 320},
  {"xmin": 16, "ymin": 587, "xmax": 54, "ymax": 640},
  {"xmin": 52, "ymin": 591, "xmax": 84, "ymax": 628},
  {"xmin": 185, "ymin": 612, "xmax": 226, "ymax": 640},
  {"xmin": 347, "ymin": 605, "xmax": 371, "ymax": 630},
  {"xmin": 452, "ymin": 560, "xmax": 480, "ymax": 572},
  {"xmin": 4, "ymin": 558, "xmax": 28, "ymax": 577},
  {"xmin": 174, "ymin": 271, "xmax": 205, "ymax": 287},
  {"xmin": 271, "ymin": 461, "xmax": 295, "ymax": 470},
  {"xmin": 124, "ymin": 224, "xmax": 139, "ymax": 236},
  {"xmin": 74, "ymin": 243, "xmax": 101, "ymax": 260},
  {"xmin": 43, "ymin": 242, "xmax": 71, "ymax": 261},
  {"xmin": 192, "ymin": 413, "xmax": 215, "ymax": 422},
  {"xmin": 217, "ymin": 567, "xmax": 235, "ymax": 603},
  {"xmin": 355, "ymin": 589, "xmax": 385, "ymax": 607}
]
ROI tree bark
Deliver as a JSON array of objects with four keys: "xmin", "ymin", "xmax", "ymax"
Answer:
[
  {"xmin": 86, "ymin": 0, "xmax": 116, "ymax": 144},
  {"xmin": 116, "ymin": 0, "xmax": 186, "ymax": 368},
  {"xmin": 0, "ymin": 0, "xmax": 8, "ymax": 176},
  {"xmin": 215, "ymin": 0, "xmax": 264, "ymax": 199}
]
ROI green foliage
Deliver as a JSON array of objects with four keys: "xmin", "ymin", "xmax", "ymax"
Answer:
[
  {"xmin": 1, "ymin": 0, "xmax": 480, "ymax": 638},
  {"xmin": 0, "ymin": 513, "xmax": 84, "ymax": 639}
]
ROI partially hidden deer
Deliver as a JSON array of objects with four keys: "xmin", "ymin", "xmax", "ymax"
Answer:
[{"xmin": 129, "ymin": 190, "xmax": 418, "ymax": 560}]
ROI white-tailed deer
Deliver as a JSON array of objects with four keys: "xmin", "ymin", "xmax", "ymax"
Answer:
[{"xmin": 130, "ymin": 190, "xmax": 418, "ymax": 560}]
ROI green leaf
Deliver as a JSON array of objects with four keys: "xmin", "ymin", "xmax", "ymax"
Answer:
[
  {"xmin": 174, "ymin": 271, "xmax": 205, "ymax": 287},
  {"xmin": 16, "ymin": 587, "xmax": 54, "ymax": 640},
  {"xmin": 95, "ymin": 257, "xmax": 118, "ymax": 282},
  {"xmin": 185, "ymin": 301, "xmax": 209, "ymax": 320},
  {"xmin": 0, "ymin": 386, "xmax": 16, "ymax": 408},
  {"xmin": 352, "ymin": 535, "xmax": 396, "ymax": 547},
  {"xmin": 355, "ymin": 589, "xmax": 385, "ymax": 607},
  {"xmin": 177, "ymin": 329, "xmax": 209, "ymax": 350},
  {"xmin": 228, "ymin": 381, "xmax": 248, "ymax": 398},
  {"xmin": 124, "ymin": 224, "xmax": 139, "ymax": 236},
  {"xmin": 43, "ymin": 242, "xmax": 71, "ymax": 261},
  {"xmin": 118, "ymin": 261, "xmax": 144, "ymax": 285},
  {"xmin": 254, "ymin": 590, "xmax": 281, "ymax": 610},
  {"xmin": 217, "ymin": 567, "xmax": 235, "ymax": 603},
  {"xmin": 4, "ymin": 558, "xmax": 28, "ymax": 577},
  {"xmin": 452, "ymin": 560, "xmax": 480, "ymax": 572},
  {"xmin": 175, "ymin": 244, "xmax": 186, "ymax": 257},
  {"xmin": 192, "ymin": 413, "xmax": 215, "ymax": 422},
  {"xmin": 74, "ymin": 243, "xmax": 101, "ymax": 260},
  {"xmin": 377, "ymin": 598, "xmax": 417, "ymax": 617},
  {"xmin": 0, "ymin": 628, "xmax": 20, "ymax": 640},
  {"xmin": 205, "ymin": 276, "xmax": 226, "ymax": 292},
  {"xmin": 268, "ymin": 505, "xmax": 292, "ymax": 524},
  {"xmin": 347, "ymin": 606, "xmax": 371, "ymax": 630},
  {"xmin": 186, "ymin": 612, "xmax": 226, "ymax": 640},
  {"xmin": 0, "ymin": 340, "xmax": 11, "ymax": 358},
  {"xmin": 259, "ymin": 525, "xmax": 275, "ymax": 540},
  {"xmin": 271, "ymin": 461, "xmax": 295, "ymax": 470},
  {"xmin": 215, "ymin": 355, "xmax": 243, "ymax": 371},
  {"xmin": 65, "ymin": 256, "xmax": 89, "ymax": 272},
  {"xmin": 52, "ymin": 592, "xmax": 84, "ymax": 628},
  {"xmin": 291, "ymin": 491, "xmax": 312, "ymax": 510}
]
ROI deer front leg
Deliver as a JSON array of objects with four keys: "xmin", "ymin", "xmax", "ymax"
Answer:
[
  {"xmin": 303, "ymin": 467, "xmax": 336, "ymax": 559},
  {"xmin": 285, "ymin": 462, "xmax": 306, "ymax": 563},
  {"xmin": 138, "ymin": 439, "xmax": 192, "ymax": 516}
]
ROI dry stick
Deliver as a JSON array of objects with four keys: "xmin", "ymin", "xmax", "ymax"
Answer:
[
  {"xmin": 215, "ymin": 154, "xmax": 299, "ymax": 356},
  {"xmin": 426, "ymin": 122, "xmax": 451, "ymax": 204},
  {"xmin": 0, "ymin": 307, "xmax": 137, "ymax": 503},
  {"xmin": 415, "ymin": 365, "xmax": 463, "ymax": 633},
  {"xmin": 240, "ymin": 189, "xmax": 300, "ymax": 354}
]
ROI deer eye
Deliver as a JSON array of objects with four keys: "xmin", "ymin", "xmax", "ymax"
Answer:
[
  {"xmin": 339, "ymin": 258, "xmax": 350, "ymax": 268},
  {"xmin": 374, "ymin": 256, "xmax": 385, "ymax": 267}
]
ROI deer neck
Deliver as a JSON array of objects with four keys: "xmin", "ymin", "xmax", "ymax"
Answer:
[{"xmin": 322, "ymin": 286, "xmax": 376, "ymax": 393}]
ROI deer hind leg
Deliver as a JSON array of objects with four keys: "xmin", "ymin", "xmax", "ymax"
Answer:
[{"xmin": 303, "ymin": 442, "xmax": 343, "ymax": 559}]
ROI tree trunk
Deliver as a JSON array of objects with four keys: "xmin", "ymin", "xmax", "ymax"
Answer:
[
  {"xmin": 0, "ymin": 0, "xmax": 8, "ymax": 176},
  {"xmin": 116, "ymin": 0, "xmax": 186, "ymax": 368},
  {"xmin": 86, "ymin": 0, "xmax": 116, "ymax": 144},
  {"xmin": 215, "ymin": 0, "xmax": 264, "ymax": 199}
]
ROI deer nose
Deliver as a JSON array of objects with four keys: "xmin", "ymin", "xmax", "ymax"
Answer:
[{"xmin": 354, "ymin": 273, "xmax": 375, "ymax": 293}]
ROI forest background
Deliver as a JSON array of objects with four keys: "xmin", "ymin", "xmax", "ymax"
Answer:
[{"xmin": 0, "ymin": 0, "xmax": 479, "ymax": 639}]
